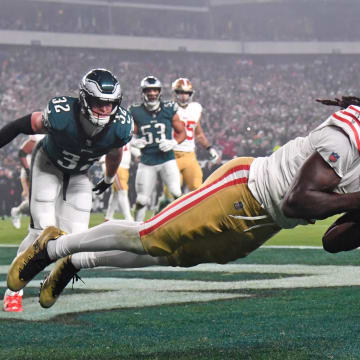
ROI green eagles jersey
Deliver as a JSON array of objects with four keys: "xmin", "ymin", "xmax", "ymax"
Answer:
[
  {"xmin": 129, "ymin": 101, "xmax": 178, "ymax": 165},
  {"xmin": 41, "ymin": 96, "xmax": 133, "ymax": 175}
]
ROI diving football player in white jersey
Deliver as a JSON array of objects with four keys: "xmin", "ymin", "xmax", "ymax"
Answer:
[{"xmin": 9, "ymin": 96, "xmax": 360, "ymax": 309}]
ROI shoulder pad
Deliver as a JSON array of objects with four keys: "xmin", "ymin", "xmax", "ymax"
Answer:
[
  {"xmin": 162, "ymin": 100, "xmax": 178, "ymax": 111},
  {"xmin": 42, "ymin": 96, "xmax": 75, "ymax": 131}
]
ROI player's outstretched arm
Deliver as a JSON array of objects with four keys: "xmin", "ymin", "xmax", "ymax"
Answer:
[
  {"xmin": 0, "ymin": 112, "xmax": 44, "ymax": 148},
  {"xmin": 282, "ymin": 151, "xmax": 360, "ymax": 220},
  {"xmin": 93, "ymin": 147, "xmax": 123, "ymax": 195}
]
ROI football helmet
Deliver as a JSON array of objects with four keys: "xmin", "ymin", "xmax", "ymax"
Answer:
[
  {"xmin": 172, "ymin": 78, "xmax": 194, "ymax": 106},
  {"xmin": 140, "ymin": 76, "xmax": 162, "ymax": 111},
  {"xmin": 79, "ymin": 69, "xmax": 122, "ymax": 135}
]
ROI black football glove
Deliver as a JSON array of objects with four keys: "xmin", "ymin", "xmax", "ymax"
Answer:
[{"xmin": 92, "ymin": 178, "xmax": 112, "ymax": 195}]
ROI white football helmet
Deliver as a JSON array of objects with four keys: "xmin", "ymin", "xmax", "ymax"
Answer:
[
  {"xmin": 79, "ymin": 69, "xmax": 122, "ymax": 133},
  {"xmin": 140, "ymin": 76, "xmax": 162, "ymax": 111},
  {"xmin": 172, "ymin": 78, "xmax": 194, "ymax": 107}
]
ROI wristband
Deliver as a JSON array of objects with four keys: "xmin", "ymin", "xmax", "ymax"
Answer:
[{"xmin": 104, "ymin": 175, "xmax": 115, "ymax": 184}]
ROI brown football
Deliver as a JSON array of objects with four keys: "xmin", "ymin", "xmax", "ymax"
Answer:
[{"xmin": 322, "ymin": 212, "xmax": 360, "ymax": 253}]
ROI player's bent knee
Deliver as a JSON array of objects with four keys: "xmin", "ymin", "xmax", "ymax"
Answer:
[{"xmin": 136, "ymin": 194, "xmax": 150, "ymax": 207}]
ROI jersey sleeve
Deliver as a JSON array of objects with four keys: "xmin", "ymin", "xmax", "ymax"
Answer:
[
  {"xmin": 309, "ymin": 125, "xmax": 356, "ymax": 178},
  {"xmin": 114, "ymin": 107, "xmax": 134, "ymax": 147},
  {"xmin": 42, "ymin": 97, "xmax": 70, "ymax": 132}
]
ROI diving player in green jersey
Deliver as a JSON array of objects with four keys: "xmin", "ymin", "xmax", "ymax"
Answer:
[
  {"xmin": 129, "ymin": 76, "xmax": 186, "ymax": 221},
  {"xmin": 0, "ymin": 68, "xmax": 133, "ymax": 312}
]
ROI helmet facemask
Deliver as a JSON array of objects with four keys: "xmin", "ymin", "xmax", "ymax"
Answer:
[
  {"xmin": 140, "ymin": 76, "xmax": 162, "ymax": 111},
  {"xmin": 172, "ymin": 78, "xmax": 194, "ymax": 107}
]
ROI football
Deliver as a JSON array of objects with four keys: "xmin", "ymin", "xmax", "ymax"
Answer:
[{"xmin": 322, "ymin": 212, "xmax": 360, "ymax": 253}]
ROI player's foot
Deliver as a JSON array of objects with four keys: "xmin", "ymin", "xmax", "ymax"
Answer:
[
  {"xmin": 40, "ymin": 256, "xmax": 80, "ymax": 308},
  {"xmin": 3, "ymin": 290, "xmax": 23, "ymax": 312},
  {"xmin": 7, "ymin": 226, "xmax": 65, "ymax": 292},
  {"xmin": 10, "ymin": 208, "xmax": 21, "ymax": 229}
]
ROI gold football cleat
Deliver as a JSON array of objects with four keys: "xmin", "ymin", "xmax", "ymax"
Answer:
[
  {"xmin": 40, "ymin": 255, "xmax": 80, "ymax": 308},
  {"xmin": 7, "ymin": 226, "xmax": 65, "ymax": 292}
]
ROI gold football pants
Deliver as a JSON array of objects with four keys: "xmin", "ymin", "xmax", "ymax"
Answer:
[
  {"xmin": 112, "ymin": 167, "xmax": 129, "ymax": 192},
  {"xmin": 139, "ymin": 157, "xmax": 281, "ymax": 267}
]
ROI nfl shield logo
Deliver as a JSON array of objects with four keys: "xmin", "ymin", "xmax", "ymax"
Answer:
[
  {"xmin": 329, "ymin": 152, "xmax": 339, "ymax": 163},
  {"xmin": 234, "ymin": 201, "xmax": 243, "ymax": 210}
]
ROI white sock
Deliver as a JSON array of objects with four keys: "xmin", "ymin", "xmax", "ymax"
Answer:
[
  {"xmin": 117, "ymin": 190, "xmax": 133, "ymax": 221},
  {"xmin": 47, "ymin": 220, "xmax": 145, "ymax": 261},
  {"xmin": 17, "ymin": 228, "xmax": 42, "ymax": 255},
  {"xmin": 71, "ymin": 250, "xmax": 166, "ymax": 269},
  {"xmin": 135, "ymin": 205, "xmax": 147, "ymax": 222},
  {"xmin": 105, "ymin": 190, "xmax": 117, "ymax": 220},
  {"xmin": 4, "ymin": 289, "xmax": 23, "ymax": 297}
]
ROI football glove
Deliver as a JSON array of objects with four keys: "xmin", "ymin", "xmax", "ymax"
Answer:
[
  {"xmin": 92, "ymin": 178, "xmax": 112, "ymax": 195},
  {"xmin": 208, "ymin": 147, "xmax": 219, "ymax": 162},
  {"xmin": 132, "ymin": 138, "xmax": 147, "ymax": 149},
  {"xmin": 159, "ymin": 139, "xmax": 177, "ymax": 152}
]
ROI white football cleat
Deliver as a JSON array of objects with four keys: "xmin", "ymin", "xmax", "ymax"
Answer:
[{"xmin": 10, "ymin": 208, "xmax": 21, "ymax": 229}]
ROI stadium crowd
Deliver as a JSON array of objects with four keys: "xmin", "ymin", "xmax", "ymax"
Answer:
[
  {"xmin": 0, "ymin": 46, "xmax": 359, "ymax": 211},
  {"xmin": 1, "ymin": 0, "xmax": 360, "ymax": 41}
]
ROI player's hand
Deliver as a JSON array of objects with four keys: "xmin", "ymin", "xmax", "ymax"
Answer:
[
  {"xmin": 133, "ymin": 138, "xmax": 147, "ymax": 149},
  {"xmin": 159, "ymin": 139, "xmax": 177, "ymax": 152},
  {"xmin": 92, "ymin": 178, "xmax": 112, "ymax": 195},
  {"xmin": 208, "ymin": 147, "xmax": 219, "ymax": 162}
]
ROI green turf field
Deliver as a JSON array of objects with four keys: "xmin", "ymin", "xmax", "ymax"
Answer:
[{"xmin": 3, "ymin": 213, "xmax": 360, "ymax": 360}]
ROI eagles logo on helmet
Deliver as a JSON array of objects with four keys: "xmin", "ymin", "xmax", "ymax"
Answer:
[
  {"xmin": 172, "ymin": 78, "xmax": 194, "ymax": 107},
  {"xmin": 79, "ymin": 68, "xmax": 122, "ymax": 137}
]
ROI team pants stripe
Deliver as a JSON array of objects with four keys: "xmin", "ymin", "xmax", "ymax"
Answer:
[{"xmin": 139, "ymin": 164, "xmax": 250, "ymax": 237}]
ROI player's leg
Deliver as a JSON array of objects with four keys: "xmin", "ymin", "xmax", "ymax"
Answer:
[
  {"xmin": 115, "ymin": 167, "xmax": 133, "ymax": 221},
  {"xmin": 10, "ymin": 175, "xmax": 30, "ymax": 229},
  {"xmin": 56, "ymin": 173, "xmax": 92, "ymax": 234},
  {"xmin": 105, "ymin": 187, "xmax": 118, "ymax": 221},
  {"xmin": 4, "ymin": 148, "xmax": 62, "ymax": 311},
  {"xmin": 182, "ymin": 153, "xmax": 203, "ymax": 191},
  {"xmin": 134, "ymin": 163, "xmax": 157, "ymax": 221},
  {"xmin": 160, "ymin": 159, "xmax": 182, "ymax": 199}
]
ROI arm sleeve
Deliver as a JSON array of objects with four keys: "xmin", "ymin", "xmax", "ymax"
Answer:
[
  {"xmin": 309, "ymin": 125, "xmax": 355, "ymax": 178},
  {"xmin": 0, "ymin": 114, "xmax": 34, "ymax": 148}
]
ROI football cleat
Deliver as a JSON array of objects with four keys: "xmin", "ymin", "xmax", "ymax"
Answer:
[
  {"xmin": 10, "ymin": 208, "xmax": 21, "ymax": 229},
  {"xmin": 39, "ymin": 256, "xmax": 80, "ymax": 308},
  {"xmin": 3, "ymin": 290, "xmax": 23, "ymax": 312},
  {"xmin": 7, "ymin": 226, "xmax": 65, "ymax": 292}
]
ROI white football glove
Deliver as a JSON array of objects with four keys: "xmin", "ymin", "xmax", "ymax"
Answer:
[
  {"xmin": 132, "ymin": 138, "xmax": 147, "ymax": 149},
  {"xmin": 159, "ymin": 139, "xmax": 178, "ymax": 152},
  {"xmin": 208, "ymin": 147, "xmax": 220, "ymax": 162}
]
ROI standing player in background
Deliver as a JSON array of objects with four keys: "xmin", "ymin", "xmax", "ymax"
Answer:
[
  {"xmin": 130, "ymin": 76, "xmax": 186, "ymax": 221},
  {"xmin": 1, "ymin": 68, "xmax": 133, "ymax": 312},
  {"xmin": 10, "ymin": 134, "xmax": 45, "ymax": 229},
  {"xmin": 102, "ymin": 143, "xmax": 140, "ymax": 221},
  {"xmin": 157, "ymin": 78, "xmax": 220, "ymax": 212}
]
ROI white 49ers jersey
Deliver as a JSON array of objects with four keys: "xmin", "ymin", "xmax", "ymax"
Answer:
[
  {"xmin": 248, "ymin": 105, "xmax": 360, "ymax": 229},
  {"xmin": 174, "ymin": 102, "xmax": 202, "ymax": 152},
  {"xmin": 20, "ymin": 134, "xmax": 45, "ymax": 178}
]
